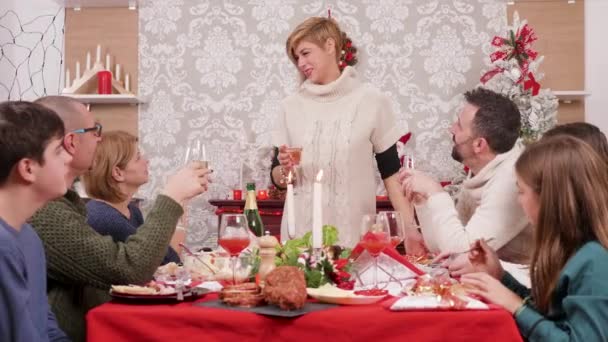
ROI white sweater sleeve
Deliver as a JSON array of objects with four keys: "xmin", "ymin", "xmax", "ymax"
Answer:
[{"xmin": 416, "ymin": 175, "xmax": 529, "ymax": 254}]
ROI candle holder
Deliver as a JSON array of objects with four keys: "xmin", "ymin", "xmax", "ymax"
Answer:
[
  {"xmin": 256, "ymin": 189, "xmax": 269, "ymax": 201},
  {"xmin": 232, "ymin": 189, "xmax": 242, "ymax": 201}
]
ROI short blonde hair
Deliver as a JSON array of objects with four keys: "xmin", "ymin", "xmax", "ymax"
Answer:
[
  {"xmin": 286, "ymin": 17, "xmax": 343, "ymax": 66},
  {"xmin": 82, "ymin": 131, "xmax": 137, "ymax": 203}
]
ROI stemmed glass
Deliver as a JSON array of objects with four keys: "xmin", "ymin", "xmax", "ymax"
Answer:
[
  {"xmin": 360, "ymin": 214, "xmax": 390, "ymax": 289},
  {"xmin": 379, "ymin": 211, "xmax": 405, "ymax": 250},
  {"xmin": 218, "ymin": 214, "xmax": 250, "ymax": 285},
  {"xmin": 184, "ymin": 138, "xmax": 209, "ymax": 169}
]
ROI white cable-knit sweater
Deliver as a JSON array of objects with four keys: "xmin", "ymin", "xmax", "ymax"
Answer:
[{"xmin": 416, "ymin": 145, "xmax": 533, "ymax": 264}]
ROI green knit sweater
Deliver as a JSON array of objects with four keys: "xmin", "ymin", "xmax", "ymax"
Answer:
[{"xmin": 29, "ymin": 190, "xmax": 183, "ymax": 342}]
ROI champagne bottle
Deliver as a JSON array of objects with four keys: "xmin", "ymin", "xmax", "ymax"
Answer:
[{"xmin": 244, "ymin": 183, "xmax": 265, "ymax": 237}]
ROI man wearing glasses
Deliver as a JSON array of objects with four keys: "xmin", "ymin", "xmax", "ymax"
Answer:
[{"xmin": 29, "ymin": 96, "xmax": 211, "ymax": 341}]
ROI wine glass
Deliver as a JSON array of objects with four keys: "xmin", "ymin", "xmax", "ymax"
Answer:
[
  {"xmin": 218, "ymin": 214, "xmax": 250, "ymax": 285},
  {"xmin": 360, "ymin": 214, "xmax": 390, "ymax": 289},
  {"xmin": 184, "ymin": 138, "xmax": 209, "ymax": 169},
  {"xmin": 379, "ymin": 211, "xmax": 405, "ymax": 251},
  {"xmin": 285, "ymin": 146, "xmax": 303, "ymax": 187}
]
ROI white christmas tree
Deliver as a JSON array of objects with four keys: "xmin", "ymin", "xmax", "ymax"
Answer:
[{"xmin": 480, "ymin": 12, "xmax": 558, "ymax": 143}]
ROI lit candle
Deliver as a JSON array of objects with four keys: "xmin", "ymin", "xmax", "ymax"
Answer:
[
  {"xmin": 75, "ymin": 61, "xmax": 80, "ymax": 79},
  {"xmin": 105, "ymin": 54, "xmax": 111, "ymax": 71},
  {"xmin": 202, "ymin": 144, "xmax": 207, "ymax": 161},
  {"xmin": 125, "ymin": 73, "xmax": 130, "ymax": 92},
  {"xmin": 65, "ymin": 69, "xmax": 70, "ymax": 88},
  {"xmin": 86, "ymin": 52, "xmax": 91, "ymax": 70},
  {"xmin": 96, "ymin": 45, "xmax": 101, "ymax": 63},
  {"xmin": 115, "ymin": 64, "xmax": 121, "ymax": 82},
  {"xmin": 286, "ymin": 171, "xmax": 295, "ymax": 239},
  {"xmin": 312, "ymin": 170, "xmax": 323, "ymax": 248}
]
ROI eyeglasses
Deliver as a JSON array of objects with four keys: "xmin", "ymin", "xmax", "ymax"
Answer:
[{"xmin": 72, "ymin": 123, "xmax": 102, "ymax": 137}]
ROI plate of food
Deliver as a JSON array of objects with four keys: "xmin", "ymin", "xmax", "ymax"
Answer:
[
  {"xmin": 306, "ymin": 284, "xmax": 388, "ymax": 305},
  {"xmin": 110, "ymin": 281, "xmax": 207, "ymax": 303}
]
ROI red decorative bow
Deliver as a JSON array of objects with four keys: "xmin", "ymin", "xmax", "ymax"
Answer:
[{"xmin": 481, "ymin": 23, "xmax": 541, "ymax": 94}]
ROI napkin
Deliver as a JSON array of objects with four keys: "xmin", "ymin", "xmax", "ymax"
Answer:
[
  {"xmin": 195, "ymin": 281, "xmax": 223, "ymax": 293},
  {"xmin": 390, "ymin": 295, "xmax": 489, "ymax": 311}
]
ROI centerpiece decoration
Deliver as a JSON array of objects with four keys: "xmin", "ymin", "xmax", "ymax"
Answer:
[{"xmin": 274, "ymin": 225, "xmax": 355, "ymax": 289}]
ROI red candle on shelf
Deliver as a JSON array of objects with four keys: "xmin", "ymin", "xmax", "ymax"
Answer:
[
  {"xmin": 232, "ymin": 189, "xmax": 242, "ymax": 200},
  {"xmin": 97, "ymin": 71, "xmax": 112, "ymax": 94},
  {"xmin": 256, "ymin": 190, "xmax": 269, "ymax": 200}
]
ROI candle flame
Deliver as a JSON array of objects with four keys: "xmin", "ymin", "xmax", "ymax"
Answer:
[
  {"xmin": 287, "ymin": 171, "xmax": 293, "ymax": 183},
  {"xmin": 316, "ymin": 169, "xmax": 324, "ymax": 182}
]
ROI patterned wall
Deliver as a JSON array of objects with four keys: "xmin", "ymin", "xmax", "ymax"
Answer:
[{"xmin": 138, "ymin": 0, "xmax": 507, "ymax": 248}]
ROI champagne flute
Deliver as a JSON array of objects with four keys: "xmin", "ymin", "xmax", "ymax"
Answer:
[
  {"xmin": 379, "ymin": 211, "xmax": 405, "ymax": 250},
  {"xmin": 360, "ymin": 214, "xmax": 390, "ymax": 289},
  {"xmin": 218, "ymin": 214, "xmax": 250, "ymax": 285}
]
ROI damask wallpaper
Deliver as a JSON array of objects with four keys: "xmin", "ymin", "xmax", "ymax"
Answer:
[{"xmin": 137, "ymin": 0, "xmax": 507, "ymax": 248}]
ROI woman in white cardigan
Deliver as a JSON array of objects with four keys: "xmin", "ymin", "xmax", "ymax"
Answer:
[{"xmin": 270, "ymin": 17, "xmax": 418, "ymax": 249}]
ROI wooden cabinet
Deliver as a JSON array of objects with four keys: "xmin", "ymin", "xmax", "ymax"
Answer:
[{"xmin": 208, "ymin": 199, "xmax": 395, "ymax": 239}]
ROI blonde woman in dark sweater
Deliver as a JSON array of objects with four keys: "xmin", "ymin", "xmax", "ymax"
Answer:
[
  {"xmin": 30, "ymin": 96, "xmax": 211, "ymax": 341},
  {"xmin": 82, "ymin": 131, "xmax": 182, "ymax": 265}
]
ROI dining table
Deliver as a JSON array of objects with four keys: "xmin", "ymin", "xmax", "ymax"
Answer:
[{"xmin": 86, "ymin": 293, "xmax": 523, "ymax": 342}]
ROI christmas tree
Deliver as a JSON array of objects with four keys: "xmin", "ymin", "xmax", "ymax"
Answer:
[{"xmin": 480, "ymin": 12, "xmax": 558, "ymax": 143}]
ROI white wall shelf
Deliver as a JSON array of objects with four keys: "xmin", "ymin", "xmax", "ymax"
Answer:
[
  {"xmin": 57, "ymin": 0, "xmax": 138, "ymax": 9},
  {"xmin": 553, "ymin": 90, "xmax": 590, "ymax": 103},
  {"xmin": 61, "ymin": 94, "xmax": 142, "ymax": 104}
]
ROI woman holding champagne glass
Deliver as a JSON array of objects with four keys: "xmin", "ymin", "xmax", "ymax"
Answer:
[{"xmin": 271, "ymin": 16, "xmax": 419, "ymax": 250}]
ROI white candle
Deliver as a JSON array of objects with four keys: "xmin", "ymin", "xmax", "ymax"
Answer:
[
  {"xmin": 202, "ymin": 144, "xmax": 207, "ymax": 161},
  {"xmin": 125, "ymin": 73, "xmax": 130, "ymax": 92},
  {"xmin": 96, "ymin": 45, "xmax": 101, "ymax": 63},
  {"xmin": 75, "ymin": 61, "xmax": 80, "ymax": 79},
  {"xmin": 238, "ymin": 162, "xmax": 243, "ymax": 189},
  {"xmin": 65, "ymin": 69, "xmax": 70, "ymax": 88},
  {"xmin": 286, "ymin": 171, "xmax": 296, "ymax": 239},
  {"xmin": 312, "ymin": 170, "xmax": 323, "ymax": 248},
  {"xmin": 86, "ymin": 52, "xmax": 91, "ymax": 70},
  {"xmin": 105, "ymin": 54, "xmax": 111, "ymax": 71},
  {"xmin": 115, "ymin": 64, "xmax": 121, "ymax": 82}
]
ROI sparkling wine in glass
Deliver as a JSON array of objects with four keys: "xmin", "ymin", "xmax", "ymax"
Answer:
[
  {"xmin": 184, "ymin": 138, "xmax": 210, "ymax": 169},
  {"xmin": 285, "ymin": 146, "xmax": 302, "ymax": 165},
  {"xmin": 218, "ymin": 214, "xmax": 250, "ymax": 285},
  {"xmin": 360, "ymin": 214, "xmax": 390, "ymax": 289}
]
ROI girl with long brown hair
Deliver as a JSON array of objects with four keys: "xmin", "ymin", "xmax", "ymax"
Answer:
[{"xmin": 461, "ymin": 135, "xmax": 608, "ymax": 341}]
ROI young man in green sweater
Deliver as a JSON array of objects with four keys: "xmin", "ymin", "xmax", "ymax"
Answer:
[{"xmin": 29, "ymin": 96, "xmax": 211, "ymax": 341}]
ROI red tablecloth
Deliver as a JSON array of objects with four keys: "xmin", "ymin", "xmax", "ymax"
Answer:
[{"xmin": 87, "ymin": 294, "xmax": 523, "ymax": 342}]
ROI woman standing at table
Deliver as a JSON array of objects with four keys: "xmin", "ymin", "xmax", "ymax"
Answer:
[
  {"xmin": 271, "ymin": 16, "xmax": 420, "ymax": 249},
  {"xmin": 82, "ymin": 131, "xmax": 182, "ymax": 264},
  {"xmin": 461, "ymin": 136, "xmax": 608, "ymax": 341}
]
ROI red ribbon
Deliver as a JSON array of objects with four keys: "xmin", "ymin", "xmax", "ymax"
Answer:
[
  {"xmin": 524, "ymin": 72, "xmax": 540, "ymax": 96},
  {"xmin": 481, "ymin": 23, "xmax": 540, "ymax": 90}
]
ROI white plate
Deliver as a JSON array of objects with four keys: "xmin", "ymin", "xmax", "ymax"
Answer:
[{"xmin": 306, "ymin": 288, "xmax": 386, "ymax": 305}]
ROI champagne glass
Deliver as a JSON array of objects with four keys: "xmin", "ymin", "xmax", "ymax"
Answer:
[
  {"xmin": 360, "ymin": 214, "xmax": 390, "ymax": 289},
  {"xmin": 218, "ymin": 214, "xmax": 250, "ymax": 285},
  {"xmin": 379, "ymin": 211, "xmax": 405, "ymax": 251},
  {"xmin": 184, "ymin": 138, "xmax": 209, "ymax": 169},
  {"xmin": 285, "ymin": 146, "xmax": 302, "ymax": 186}
]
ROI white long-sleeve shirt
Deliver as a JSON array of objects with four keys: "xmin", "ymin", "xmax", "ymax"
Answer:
[{"xmin": 416, "ymin": 145, "xmax": 533, "ymax": 264}]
